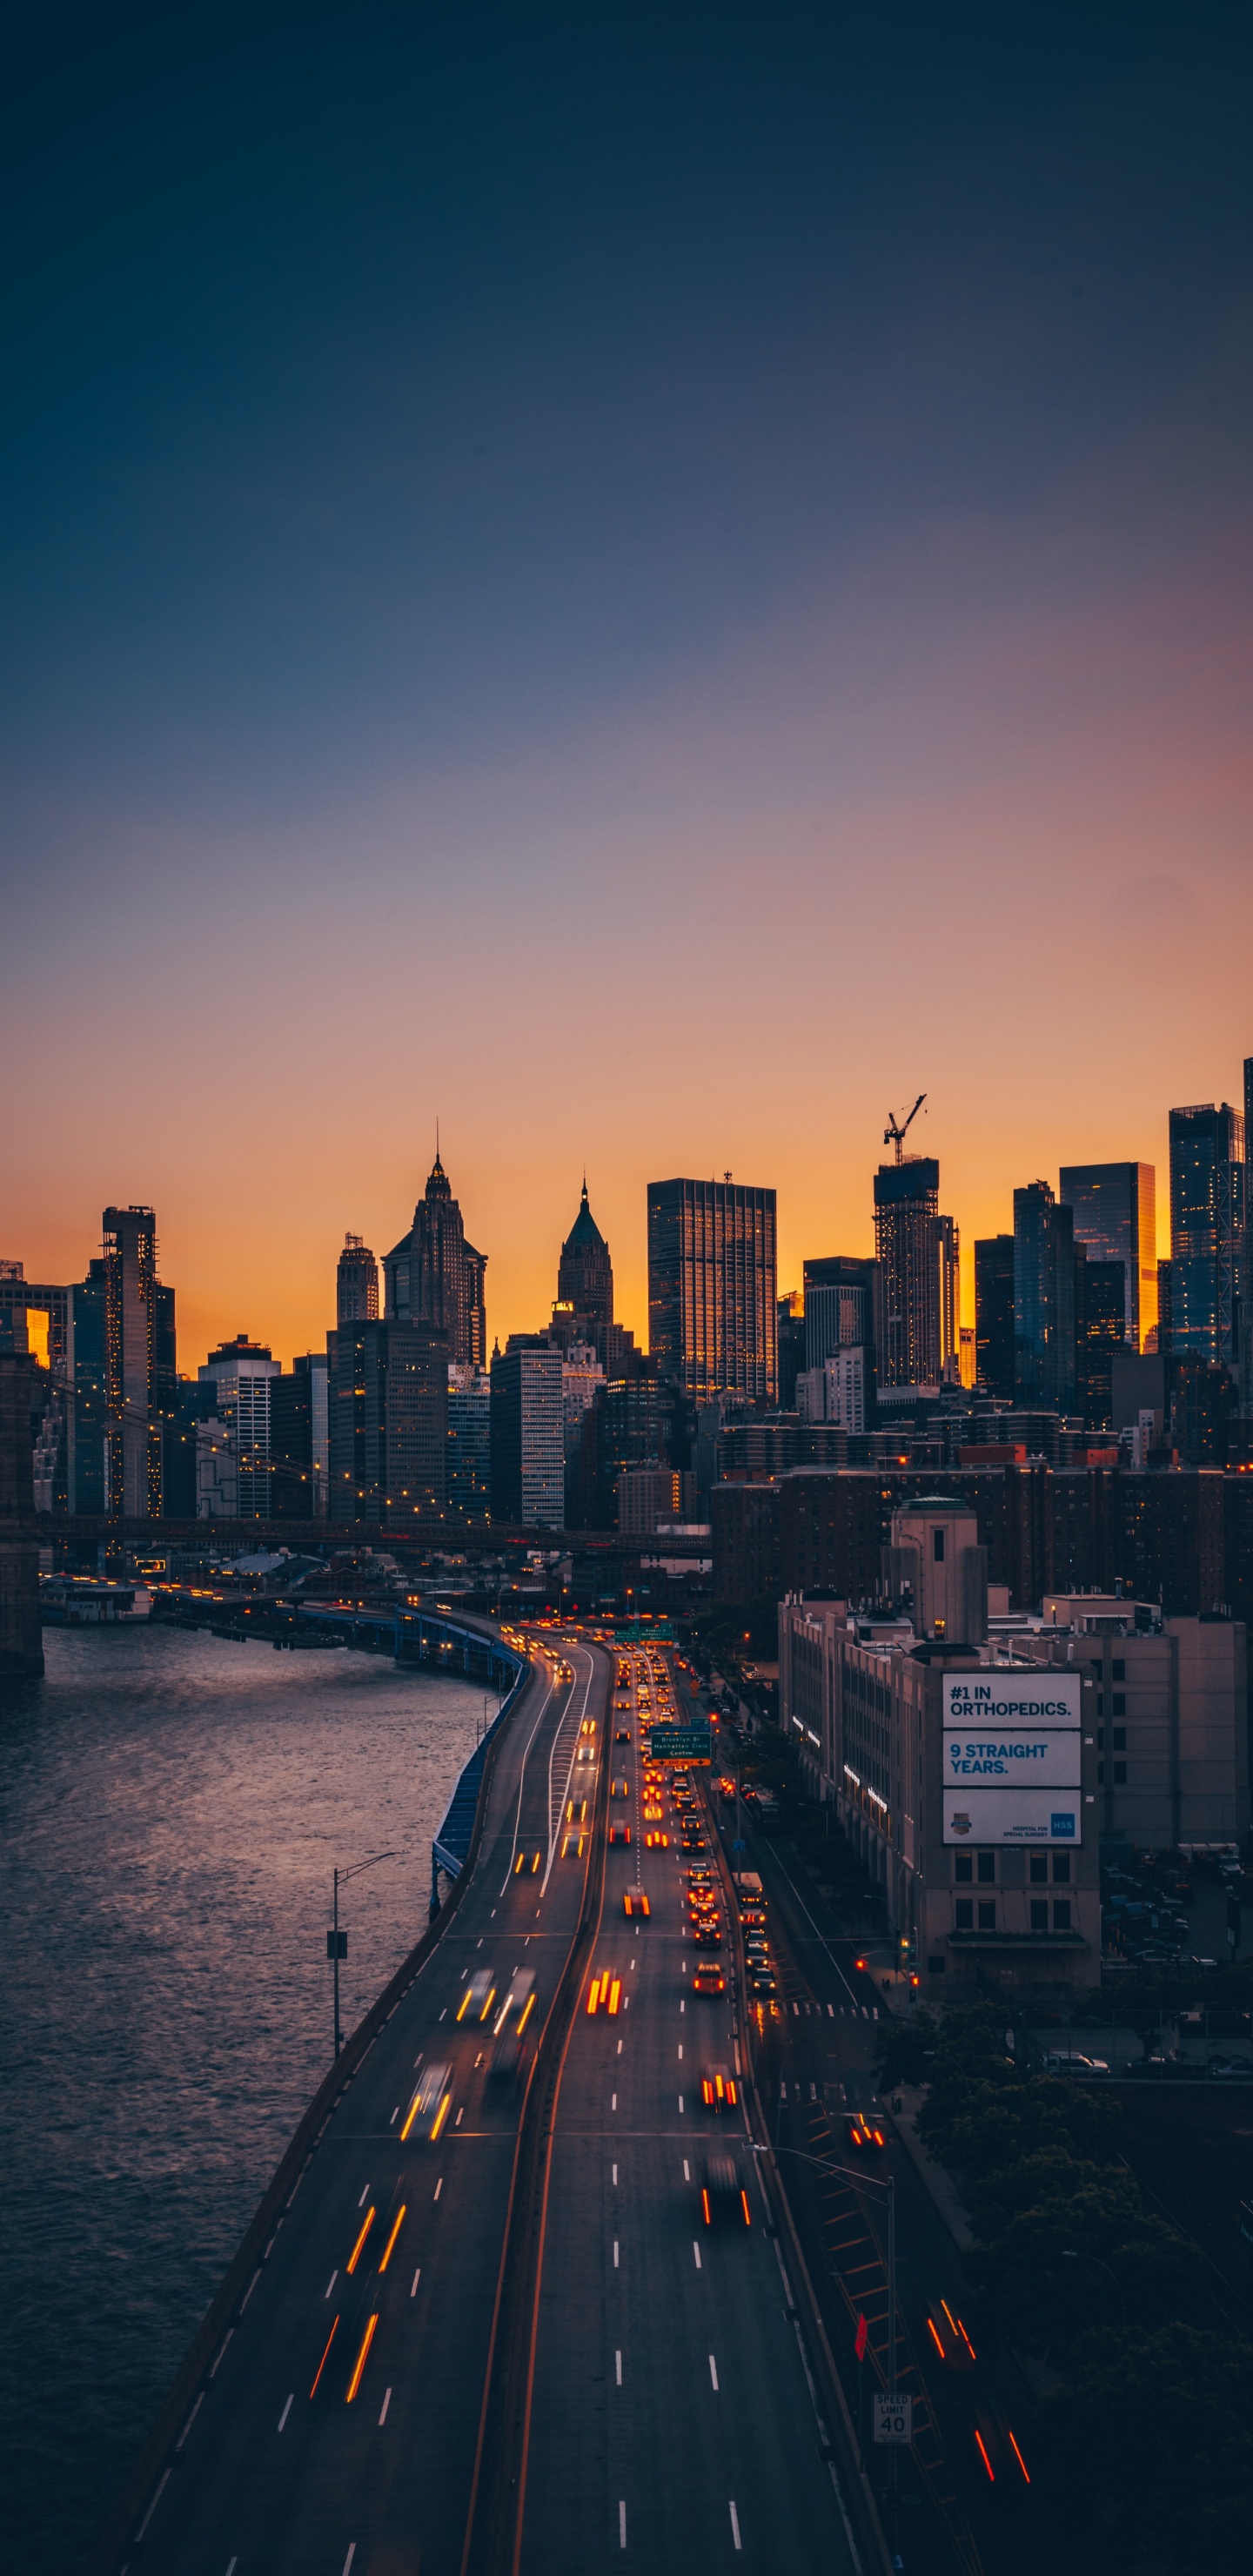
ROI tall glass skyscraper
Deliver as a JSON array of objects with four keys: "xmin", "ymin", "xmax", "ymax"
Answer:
[
  {"xmin": 871, "ymin": 1160, "xmax": 960, "ymax": 1389},
  {"xmin": 1058, "ymin": 1162, "xmax": 1156, "ymax": 1352},
  {"xmin": 1164, "ymin": 1103, "xmax": 1244, "ymax": 1372},
  {"xmin": 647, "ymin": 1178, "xmax": 777, "ymax": 1401}
]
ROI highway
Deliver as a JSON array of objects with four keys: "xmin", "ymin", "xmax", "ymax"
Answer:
[
  {"xmin": 114, "ymin": 1639, "xmax": 607, "ymax": 2576},
  {"xmin": 514, "ymin": 1646, "xmax": 858, "ymax": 2576}
]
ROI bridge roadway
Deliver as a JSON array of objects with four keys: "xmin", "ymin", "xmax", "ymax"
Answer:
[{"xmin": 103, "ymin": 1638, "xmax": 862, "ymax": 2576}]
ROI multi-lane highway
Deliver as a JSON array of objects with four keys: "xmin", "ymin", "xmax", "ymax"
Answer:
[
  {"xmin": 104, "ymin": 1640, "xmax": 603, "ymax": 2576},
  {"xmin": 97, "ymin": 1632, "xmax": 879, "ymax": 2576},
  {"xmin": 516, "ymin": 1643, "xmax": 857, "ymax": 2575}
]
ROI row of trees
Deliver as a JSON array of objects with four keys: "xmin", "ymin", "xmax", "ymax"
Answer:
[{"xmin": 879, "ymin": 2004, "xmax": 1251, "ymax": 2575}]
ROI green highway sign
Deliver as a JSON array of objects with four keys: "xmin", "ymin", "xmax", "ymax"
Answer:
[{"xmin": 648, "ymin": 1723, "xmax": 713, "ymax": 1764}]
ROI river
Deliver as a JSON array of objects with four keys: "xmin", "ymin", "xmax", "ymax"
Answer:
[{"xmin": 0, "ymin": 1623, "xmax": 490, "ymax": 2571}]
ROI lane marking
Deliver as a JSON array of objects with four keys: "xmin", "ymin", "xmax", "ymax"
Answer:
[
  {"xmin": 678, "ymin": 2044, "xmax": 683, "ymax": 2059},
  {"xmin": 175, "ymin": 2392, "xmax": 204, "ymax": 2451},
  {"xmin": 433, "ymin": 2177, "xmax": 444, "ymax": 2201},
  {"xmin": 358, "ymin": 2184, "xmax": 371, "ymax": 2208},
  {"xmin": 615, "ymin": 2350, "xmax": 622, "ymax": 2385},
  {"xmin": 612, "ymin": 2163, "xmax": 618, "ymax": 2184},
  {"xmin": 411, "ymin": 2269, "xmax": 421, "ymax": 2297},
  {"xmin": 390, "ymin": 2106, "xmax": 399, "ymax": 2125},
  {"xmin": 617, "ymin": 2039, "xmax": 623, "ymax": 2056},
  {"xmin": 439, "ymin": 2007, "xmax": 447, "ymax": 2021},
  {"xmin": 708, "ymin": 2355, "xmax": 719, "ymax": 2392},
  {"xmin": 613, "ymin": 2239, "xmax": 620, "ymax": 2267},
  {"xmin": 729, "ymin": 2501, "xmax": 742, "ymax": 2551},
  {"xmin": 693, "ymin": 2242, "xmax": 702, "ymax": 2269},
  {"xmin": 619, "ymin": 2500, "xmax": 626, "ymax": 2550},
  {"xmin": 379, "ymin": 2386, "xmax": 392, "ymax": 2425},
  {"xmin": 498, "ymin": 1666, "xmax": 556, "ymax": 1890},
  {"xmin": 225, "ymin": 2560, "xmax": 238, "ymax": 2574},
  {"xmin": 325, "ymin": 2270, "xmax": 338, "ymax": 2298},
  {"xmin": 612, "ymin": 2092, "xmax": 617, "ymax": 2110},
  {"xmin": 278, "ymin": 2394, "xmax": 293, "ymax": 2432},
  {"xmin": 678, "ymin": 2094, "xmax": 684, "ymax": 2114},
  {"xmin": 343, "ymin": 2550, "xmax": 357, "ymax": 2575},
  {"xmin": 683, "ymin": 2160, "xmax": 690, "ymax": 2180}
]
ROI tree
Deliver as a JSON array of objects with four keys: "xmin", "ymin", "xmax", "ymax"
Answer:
[{"xmin": 1036, "ymin": 2324, "xmax": 1253, "ymax": 2574}]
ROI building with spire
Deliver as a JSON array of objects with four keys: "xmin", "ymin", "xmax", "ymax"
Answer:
[{"xmin": 384, "ymin": 1149, "xmax": 487, "ymax": 1368}]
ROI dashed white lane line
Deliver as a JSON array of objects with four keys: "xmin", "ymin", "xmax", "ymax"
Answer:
[
  {"xmin": 617, "ymin": 2039, "xmax": 623, "ymax": 2055},
  {"xmin": 411, "ymin": 2269, "xmax": 421, "ymax": 2297},
  {"xmin": 379, "ymin": 2386, "xmax": 392, "ymax": 2425},
  {"xmin": 612, "ymin": 2163, "xmax": 618, "ymax": 2184},
  {"xmin": 729, "ymin": 2501, "xmax": 742, "ymax": 2550},
  {"xmin": 612, "ymin": 2092, "xmax": 617, "ymax": 2110},
  {"xmin": 619, "ymin": 2500, "xmax": 627, "ymax": 2549},
  {"xmin": 343, "ymin": 2549, "xmax": 357, "ymax": 2575},
  {"xmin": 613, "ymin": 2240, "xmax": 620, "ymax": 2267},
  {"xmin": 325, "ymin": 2270, "xmax": 338, "ymax": 2298},
  {"xmin": 433, "ymin": 2178, "xmax": 444, "ymax": 2201},
  {"xmin": 439, "ymin": 2007, "xmax": 447, "ymax": 2021},
  {"xmin": 615, "ymin": 2350, "xmax": 622, "ymax": 2385},
  {"xmin": 677, "ymin": 2044, "xmax": 683, "ymax": 2059},
  {"xmin": 679, "ymin": 2000, "xmax": 685, "ymax": 2014},
  {"xmin": 225, "ymin": 2559, "xmax": 238, "ymax": 2574},
  {"xmin": 678, "ymin": 2094, "xmax": 684, "ymax": 2114},
  {"xmin": 693, "ymin": 2242, "xmax": 702, "ymax": 2270},
  {"xmin": 708, "ymin": 2355, "xmax": 719, "ymax": 2392},
  {"xmin": 358, "ymin": 2184, "xmax": 371, "ymax": 2209},
  {"xmin": 278, "ymin": 2394, "xmax": 293, "ymax": 2432},
  {"xmin": 390, "ymin": 2106, "xmax": 399, "ymax": 2124},
  {"xmin": 683, "ymin": 2160, "xmax": 690, "ymax": 2181}
]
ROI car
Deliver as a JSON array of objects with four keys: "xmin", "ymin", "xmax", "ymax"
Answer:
[
  {"xmin": 844, "ymin": 2108, "xmax": 887, "ymax": 2150},
  {"xmin": 1042, "ymin": 2051, "xmax": 1109, "ymax": 2075},
  {"xmin": 488, "ymin": 2034, "xmax": 523, "ymax": 2088},
  {"xmin": 644, "ymin": 1830, "xmax": 670, "ymax": 1849},
  {"xmin": 700, "ymin": 2152, "xmax": 752, "ymax": 2228},
  {"xmin": 623, "ymin": 1890, "xmax": 651, "ymax": 1918},
  {"xmin": 700, "ymin": 2065, "xmax": 739, "ymax": 2111},
  {"xmin": 401, "ymin": 2061, "xmax": 452, "ymax": 2141},
  {"xmin": 694, "ymin": 1922, "xmax": 723, "ymax": 1949},
  {"xmin": 614, "ymin": 1727, "xmax": 631, "ymax": 1743},
  {"xmin": 457, "ymin": 1969, "xmax": 497, "ymax": 2023},
  {"xmin": 1209, "ymin": 2055, "xmax": 1253, "ymax": 2077},
  {"xmin": 692, "ymin": 1965, "xmax": 726, "ymax": 1996},
  {"xmin": 607, "ymin": 1822, "xmax": 632, "ymax": 1846},
  {"xmin": 747, "ymin": 1967, "xmax": 776, "ymax": 1997}
]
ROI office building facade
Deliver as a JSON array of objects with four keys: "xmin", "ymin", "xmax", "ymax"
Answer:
[
  {"xmin": 490, "ymin": 1338, "xmax": 564, "ymax": 1526},
  {"xmin": 448, "ymin": 1364, "xmax": 492, "ymax": 1521},
  {"xmin": 974, "ymin": 1235, "xmax": 1015, "ymax": 1399},
  {"xmin": 328, "ymin": 1321, "xmax": 448, "ymax": 1522},
  {"xmin": 1059, "ymin": 1161, "xmax": 1156, "ymax": 1352},
  {"xmin": 336, "ymin": 1235, "xmax": 379, "ymax": 1325},
  {"xmin": 199, "ymin": 1335, "xmax": 280, "ymax": 1519},
  {"xmin": 1013, "ymin": 1182, "xmax": 1080, "ymax": 1412},
  {"xmin": 647, "ymin": 1177, "xmax": 777, "ymax": 1402},
  {"xmin": 1163, "ymin": 1103, "xmax": 1244, "ymax": 1378},
  {"xmin": 103, "ymin": 1206, "xmax": 175, "ymax": 1519},
  {"xmin": 554, "ymin": 1182, "xmax": 613, "ymax": 1352},
  {"xmin": 802, "ymin": 1256, "xmax": 876, "ymax": 1379},
  {"xmin": 872, "ymin": 1161, "xmax": 959, "ymax": 1389}
]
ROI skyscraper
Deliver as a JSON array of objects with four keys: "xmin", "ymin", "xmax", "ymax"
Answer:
[
  {"xmin": 103, "ymin": 1205, "xmax": 174, "ymax": 1519},
  {"xmin": 871, "ymin": 1160, "xmax": 959, "ymax": 1389},
  {"xmin": 199, "ymin": 1334, "xmax": 279, "ymax": 1518},
  {"xmin": 1013, "ymin": 1182, "xmax": 1080, "ymax": 1410},
  {"xmin": 555, "ymin": 1181, "xmax": 613, "ymax": 1350},
  {"xmin": 1163, "ymin": 1102, "xmax": 1244, "ymax": 1374},
  {"xmin": 490, "ymin": 1337, "xmax": 564, "ymax": 1525},
  {"xmin": 802, "ymin": 1256, "xmax": 876, "ymax": 1377},
  {"xmin": 336, "ymin": 1235, "xmax": 379, "ymax": 1325},
  {"xmin": 776, "ymin": 1291, "xmax": 806, "ymax": 1409},
  {"xmin": 647, "ymin": 1177, "xmax": 777, "ymax": 1402},
  {"xmin": 328, "ymin": 1321, "xmax": 448, "ymax": 1521},
  {"xmin": 1058, "ymin": 1162, "xmax": 1156, "ymax": 1351},
  {"xmin": 385, "ymin": 1152, "xmax": 487, "ymax": 1369},
  {"xmin": 974, "ymin": 1234, "xmax": 1015, "ymax": 1399}
]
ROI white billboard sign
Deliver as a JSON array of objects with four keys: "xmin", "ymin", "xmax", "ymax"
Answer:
[{"xmin": 942, "ymin": 1673, "xmax": 1083, "ymax": 1846}]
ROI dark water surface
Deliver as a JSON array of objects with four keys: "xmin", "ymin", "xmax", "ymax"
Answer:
[{"xmin": 0, "ymin": 1626, "xmax": 487, "ymax": 2571}]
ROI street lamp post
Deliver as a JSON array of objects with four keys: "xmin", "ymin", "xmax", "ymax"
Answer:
[{"xmin": 328, "ymin": 1848, "xmax": 397, "ymax": 2058}]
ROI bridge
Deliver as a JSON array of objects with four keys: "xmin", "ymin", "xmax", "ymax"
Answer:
[
  {"xmin": 33, "ymin": 1512, "xmax": 714, "ymax": 1562},
  {"xmin": 86, "ymin": 1634, "xmax": 890, "ymax": 2576}
]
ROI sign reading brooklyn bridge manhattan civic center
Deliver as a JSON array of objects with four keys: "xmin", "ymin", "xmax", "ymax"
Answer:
[{"xmin": 941, "ymin": 1674, "xmax": 1083, "ymax": 1847}]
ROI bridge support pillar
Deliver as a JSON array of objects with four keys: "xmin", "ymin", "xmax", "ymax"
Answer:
[{"xmin": 0, "ymin": 1352, "xmax": 44, "ymax": 1680}]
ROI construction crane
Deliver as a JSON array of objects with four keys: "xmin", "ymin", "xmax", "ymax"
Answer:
[{"xmin": 884, "ymin": 1095, "xmax": 926, "ymax": 1163}]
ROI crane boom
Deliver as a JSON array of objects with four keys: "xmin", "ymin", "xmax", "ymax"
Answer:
[{"xmin": 884, "ymin": 1094, "xmax": 926, "ymax": 1163}]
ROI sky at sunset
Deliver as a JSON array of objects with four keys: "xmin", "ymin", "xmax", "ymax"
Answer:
[{"xmin": 2, "ymin": 4, "xmax": 1250, "ymax": 1366}]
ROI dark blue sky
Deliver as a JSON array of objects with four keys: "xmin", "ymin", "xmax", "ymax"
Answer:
[{"xmin": 3, "ymin": 3, "xmax": 1251, "ymax": 1351}]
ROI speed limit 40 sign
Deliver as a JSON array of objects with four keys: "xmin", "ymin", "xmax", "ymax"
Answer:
[{"xmin": 872, "ymin": 2393, "xmax": 913, "ymax": 2445}]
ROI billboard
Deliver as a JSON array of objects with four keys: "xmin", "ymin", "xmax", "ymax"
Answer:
[{"xmin": 941, "ymin": 1673, "xmax": 1082, "ymax": 1846}]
